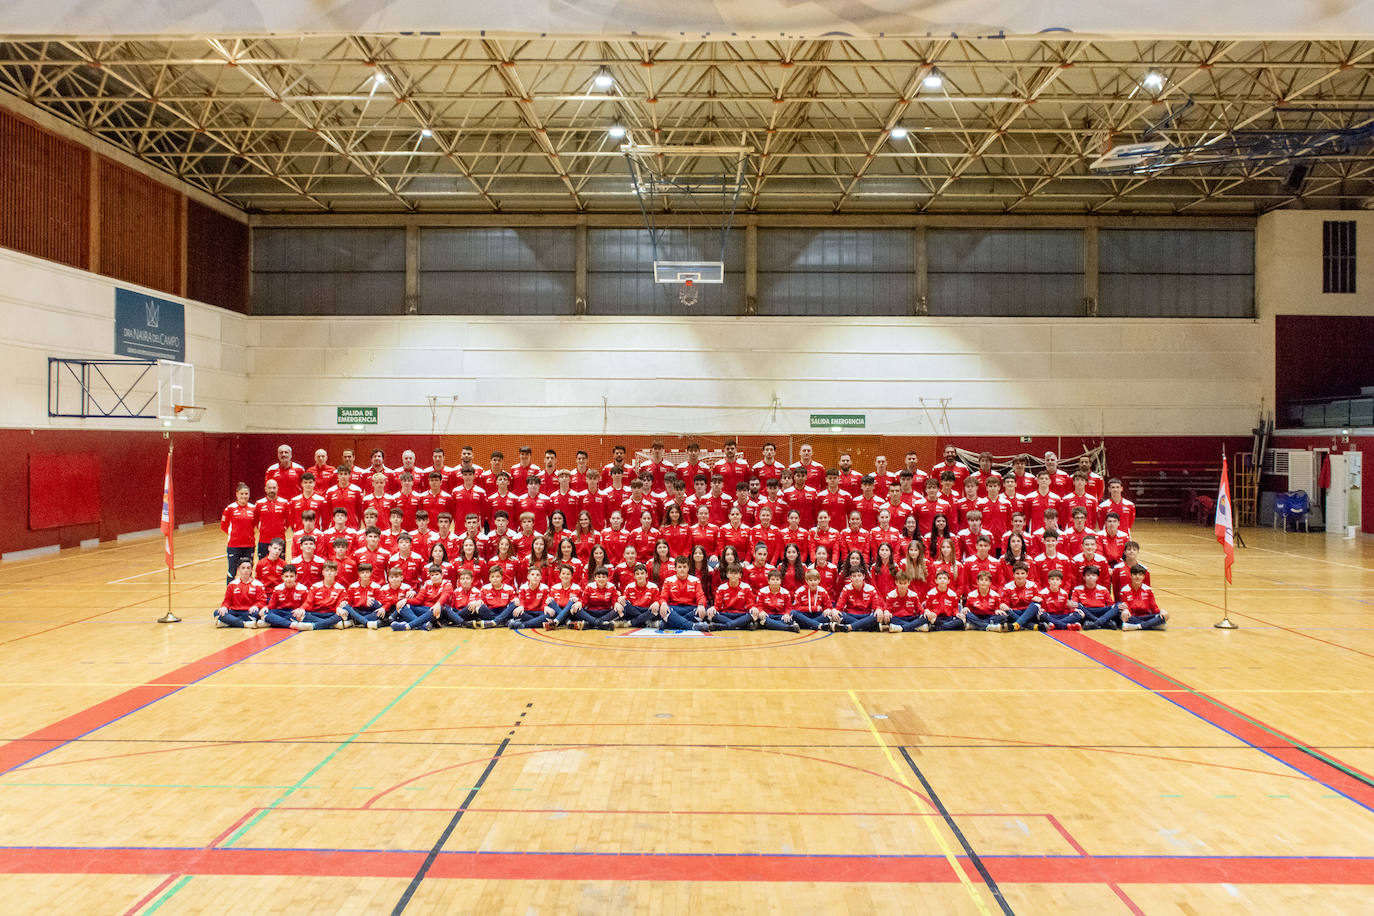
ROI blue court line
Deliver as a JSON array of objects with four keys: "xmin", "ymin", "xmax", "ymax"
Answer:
[
  {"xmin": 6, "ymin": 633, "xmax": 293, "ymax": 773},
  {"xmin": 1051, "ymin": 635, "xmax": 1374, "ymax": 817},
  {"xmin": 511, "ymin": 628, "xmax": 833, "ymax": 650}
]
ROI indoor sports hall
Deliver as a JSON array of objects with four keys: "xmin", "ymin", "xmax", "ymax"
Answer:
[{"xmin": 2, "ymin": 4, "xmax": 1373, "ymax": 914}]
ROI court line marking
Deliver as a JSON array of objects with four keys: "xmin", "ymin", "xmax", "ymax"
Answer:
[
  {"xmin": 1052, "ymin": 632, "xmax": 1374, "ymax": 814},
  {"xmin": 847, "ymin": 689, "xmax": 994, "ymax": 915},
  {"xmin": 1179, "ymin": 533, "xmax": 1373, "ymax": 572},
  {"xmin": 898, "ymin": 746, "xmax": 1014, "ymax": 915},
  {"xmin": 0, "ymin": 630, "xmax": 293, "ymax": 774},
  {"xmin": 2, "ymin": 848, "xmax": 1372, "ymax": 884},
  {"xmin": 107, "ymin": 555, "xmax": 223, "ymax": 585}
]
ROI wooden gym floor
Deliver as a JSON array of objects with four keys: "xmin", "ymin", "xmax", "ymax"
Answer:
[{"xmin": 0, "ymin": 521, "xmax": 1371, "ymax": 914}]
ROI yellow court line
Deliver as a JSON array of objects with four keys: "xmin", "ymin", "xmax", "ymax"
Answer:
[{"xmin": 846, "ymin": 688, "xmax": 992, "ymax": 915}]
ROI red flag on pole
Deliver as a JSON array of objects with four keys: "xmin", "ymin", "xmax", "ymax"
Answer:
[
  {"xmin": 160, "ymin": 451, "xmax": 175, "ymax": 575},
  {"xmin": 1215, "ymin": 453, "xmax": 1235, "ymax": 584}
]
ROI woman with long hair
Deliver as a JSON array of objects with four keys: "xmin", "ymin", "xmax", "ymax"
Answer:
[
  {"xmin": 870, "ymin": 541, "xmax": 899, "ymax": 596},
  {"xmin": 900, "ymin": 537, "xmax": 927, "ymax": 589},
  {"xmin": 572, "ymin": 510, "xmax": 598, "ymax": 563},
  {"xmin": 554, "ymin": 536, "xmax": 586, "ymax": 585},
  {"xmin": 779, "ymin": 542, "xmax": 808, "ymax": 592},
  {"xmin": 490, "ymin": 536, "xmax": 519, "ymax": 585},
  {"xmin": 687, "ymin": 544, "xmax": 716, "ymax": 605},
  {"xmin": 929, "ymin": 536, "xmax": 959, "ymax": 587},
  {"xmin": 588, "ymin": 543, "xmax": 611, "ymax": 583},
  {"xmin": 838, "ymin": 548, "xmax": 868, "ymax": 583},
  {"xmin": 453, "ymin": 537, "xmax": 486, "ymax": 585},
  {"xmin": 811, "ymin": 544, "xmax": 840, "ymax": 598},
  {"xmin": 649, "ymin": 538, "xmax": 674, "ymax": 585},
  {"xmin": 660, "ymin": 503, "xmax": 692, "ymax": 560},
  {"xmin": 547, "ymin": 509, "xmax": 569, "ymax": 545},
  {"xmin": 998, "ymin": 531, "xmax": 1032, "ymax": 587},
  {"xmin": 926, "ymin": 513, "xmax": 954, "ymax": 558}
]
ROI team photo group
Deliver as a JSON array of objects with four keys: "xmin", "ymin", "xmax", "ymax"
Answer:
[{"xmin": 216, "ymin": 440, "xmax": 1167, "ymax": 635}]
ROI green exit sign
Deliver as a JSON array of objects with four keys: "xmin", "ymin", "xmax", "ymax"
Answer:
[
  {"xmin": 337, "ymin": 406, "xmax": 378, "ymax": 425},
  {"xmin": 810, "ymin": 413, "xmax": 865, "ymax": 429}
]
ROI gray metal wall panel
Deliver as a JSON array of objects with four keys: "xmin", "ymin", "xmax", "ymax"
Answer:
[
  {"xmin": 928, "ymin": 228, "xmax": 1082, "ymax": 273},
  {"xmin": 252, "ymin": 271, "xmax": 406, "ymax": 315},
  {"xmin": 927, "ymin": 228, "xmax": 1082, "ymax": 316},
  {"xmin": 418, "ymin": 227, "xmax": 573, "ymax": 271},
  {"xmin": 928, "ymin": 273, "xmax": 1083, "ymax": 317},
  {"xmin": 253, "ymin": 227, "xmax": 405, "ymax": 272},
  {"xmin": 756, "ymin": 271, "xmax": 913, "ymax": 316},
  {"xmin": 418, "ymin": 271, "xmax": 574, "ymax": 315},
  {"xmin": 1099, "ymin": 229, "xmax": 1253, "ymax": 317},
  {"xmin": 758, "ymin": 228, "xmax": 913, "ymax": 271}
]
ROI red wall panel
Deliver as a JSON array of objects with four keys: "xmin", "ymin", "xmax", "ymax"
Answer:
[
  {"xmin": 1275, "ymin": 315, "xmax": 1374, "ymax": 405},
  {"xmin": 187, "ymin": 200, "xmax": 249, "ymax": 314},
  {"xmin": 0, "ymin": 109, "xmax": 90, "ymax": 269},
  {"xmin": 28, "ymin": 452, "xmax": 101, "ymax": 529},
  {"xmin": 98, "ymin": 157, "xmax": 183, "ymax": 296}
]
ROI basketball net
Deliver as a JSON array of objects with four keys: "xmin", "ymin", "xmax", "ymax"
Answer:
[{"xmin": 679, "ymin": 279, "xmax": 698, "ymax": 308}]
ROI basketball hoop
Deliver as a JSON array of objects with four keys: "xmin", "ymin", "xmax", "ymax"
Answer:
[
  {"xmin": 679, "ymin": 278, "xmax": 698, "ymax": 308},
  {"xmin": 173, "ymin": 405, "xmax": 206, "ymax": 424}
]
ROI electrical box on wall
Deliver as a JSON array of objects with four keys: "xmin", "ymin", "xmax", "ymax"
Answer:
[{"xmin": 1020, "ymin": 436, "xmax": 1033, "ymax": 443}]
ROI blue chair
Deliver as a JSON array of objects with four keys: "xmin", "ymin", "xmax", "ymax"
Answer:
[
  {"xmin": 1286, "ymin": 490, "xmax": 1310, "ymax": 533},
  {"xmin": 1273, "ymin": 492, "xmax": 1289, "ymax": 530}
]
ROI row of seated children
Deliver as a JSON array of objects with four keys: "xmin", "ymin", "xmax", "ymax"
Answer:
[{"xmin": 215, "ymin": 552, "xmax": 1166, "ymax": 633}]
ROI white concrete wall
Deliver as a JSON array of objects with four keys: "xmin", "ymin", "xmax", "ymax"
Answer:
[
  {"xmin": 2, "ymin": 240, "xmax": 1287, "ymax": 437},
  {"xmin": 1257, "ymin": 209, "xmax": 1374, "ymax": 425},
  {"xmin": 247, "ymin": 315, "xmax": 1262, "ymax": 436},
  {"xmin": 0, "ymin": 247, "xmax": 249, "ymax": 431}
]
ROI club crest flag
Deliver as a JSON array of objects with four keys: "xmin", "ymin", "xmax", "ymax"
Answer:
[
  {"xmin": 161, "ymin": 453, "xmax": 175, "ymax": 573},
  {"xmin": 1215, "ymin": 454, "xmax": 1234, "ymax": 584}
]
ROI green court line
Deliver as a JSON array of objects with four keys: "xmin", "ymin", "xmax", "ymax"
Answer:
[
  {"xmin": 222, "ymin": 638, "xmax": 470, "ymax": 847},
  {"xmin": 143, "ymin": 875, "xmax": 193, "ymax": 915},
  {"xmin": 140, "ymin": 638, "xmax": 471, "ymax": 915}
]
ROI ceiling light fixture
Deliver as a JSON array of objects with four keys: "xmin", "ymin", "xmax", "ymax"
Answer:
[
  {"xmin": 923, "ymin": 70, "xmax": 943, "ymax": 90},
  {"xmin": 889, "ymin": 126, "xmax": 909, "ymax": 140},
  {"xmin": 593, "ymin": 67, "xmax": 615, "ymax": 89},
  {"xmin": 608, "ymin": 124, "xmax": 627, "ymax": 139},
  {"xmin": 420, "ymin": 128, "xmax": 433, "ymax": 137},
  {"xmin": 1143, "ymin": 70, "xmax": 1165, "ymax": 90}
]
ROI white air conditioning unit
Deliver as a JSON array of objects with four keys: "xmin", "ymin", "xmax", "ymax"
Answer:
[{"xmin": 1264, "ymin": 448, "xmax": 1319, "ymax": 493}]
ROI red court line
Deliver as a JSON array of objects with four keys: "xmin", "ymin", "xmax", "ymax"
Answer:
[
  {"xmin": 1053, "ymin": 632, "xmax": 1374, "ymax": 810},
  {"xmin": 0, "ymin": 630, "xmax": 293, "ymax": 774},
  {"xmin": 0, "ymin": 849, "xmax": 1371, "ymax": 885}
]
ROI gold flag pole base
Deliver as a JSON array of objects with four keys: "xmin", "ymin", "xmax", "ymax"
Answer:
[
  {"xmin": 157, "ymin": 612, "xmax": 182, "ymax": 624},
  {"xmin": 1214, "ymin": 614, "xmax": 1239, "ymax": 630}
]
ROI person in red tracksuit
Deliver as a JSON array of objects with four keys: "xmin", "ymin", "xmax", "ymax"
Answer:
[
  {"xmin": 754, "ymin": 568, "xmax": 800, "ymax": 632},
  {"xmin": 923, "ymin": 569, "xmax": 964, "ymax": 631},
  {"xmin": 834, "ymin": 570, "xmax": 882, "ymax": 632},
  {"xmin": 1118, "ymin": 567, "xmax": 1168, "ymax": 630},
  {"xmin": 262, "ymin": 566, "xmax": 308, "ymax": 628},
  {"xmin": 222, "ymin": 483, "xmax": 257, "ymax": 584},
  {"xmin": 963, "ymin": 570, "xmax": 1009, "ymax": 631},
  {"xmin": 790, "ymin": 568, "xmax": 833, "ymax": 630},
  {"xmin": 215, "ymin": 559, "xmax": 266, "ymax": 628},
  {"xmin": 394, "ymin": 564, "xmax": 449, "ymax": 631},
  {"xmin": 710, "ymin": 565, "xmax": 758, "ymax": 631},
  {"xmin": 1036, "ymin": 570, "xmax": 1083, "ymax": 631},
  {"xmin": 879, "ymin": 571, "xmax": 927, "ymax": 632},
  {"xmin": 256, "ymin": 539, "xmax": 286, "ymax": 591},
  {"xmin": 291, "ymin": 562, "xmax": 348, "ymax": 630},
  {"xmin": 618, "ymin": 564, "xmax": 663, "ymax": 629},
  {"xmin": 577, "ymin": 567, "xmax": 621, "ymax": 630}
]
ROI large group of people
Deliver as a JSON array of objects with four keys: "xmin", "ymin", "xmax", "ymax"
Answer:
[{"xmin": 215, "ymin": 440, "xmax": 1166, "ymax": 634}]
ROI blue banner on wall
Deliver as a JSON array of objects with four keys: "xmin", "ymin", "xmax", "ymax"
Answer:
[{"xmin": 114, "ymin": 288, "xmax": 185, "ymax": 361}]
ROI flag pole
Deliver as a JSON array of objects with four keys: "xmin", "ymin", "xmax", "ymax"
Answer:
[
  {"xmin": 157, "ymin": 432, "xmax": 181, "ymax": 624},
  {"xmin": 1215, "ymin": 447, "xmax": 1238, "ymax": 629}
]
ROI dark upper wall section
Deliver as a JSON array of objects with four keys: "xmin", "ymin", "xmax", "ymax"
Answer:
[{"xmin": 0, "ymin": 107, "xmax": 249, "ymax": 313}]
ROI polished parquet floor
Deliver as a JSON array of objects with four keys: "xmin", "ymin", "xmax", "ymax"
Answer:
[{"xmin": 0, "ymin": 521, "xmax": 1371, "ymax": 914}]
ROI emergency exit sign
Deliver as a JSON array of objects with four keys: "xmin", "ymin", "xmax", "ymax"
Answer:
[
  {"xmin": 810, "ymin": 413, "xmax": 865, "ymax": 429},
  {"xmin": 337, "ymin": 406, "xmax": 378, "ymax": 425}
]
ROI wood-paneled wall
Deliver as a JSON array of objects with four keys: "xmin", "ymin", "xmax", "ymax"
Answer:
[
  {"xmin": 97, "ymin": 158, "xmax": 184, "ymax": 295},
  {"xmin": 0, "ymin": 109, "xmax": 90, "ymax": 269},
  {"xmin": 187, "ymin": 200, "xmax": 250, "ymax": 314},
  {"xmin": 0, "ymin": 108, "xmax": 247, "ymax": 309}
]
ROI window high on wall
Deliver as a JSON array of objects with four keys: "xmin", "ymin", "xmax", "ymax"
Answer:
[{"xmin": 1322, "ymin": 220, "xmax": 1356, "ymax": 294}]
